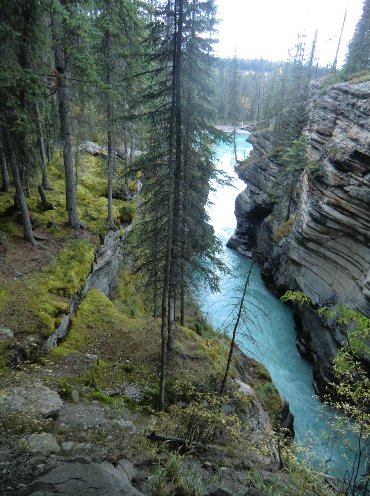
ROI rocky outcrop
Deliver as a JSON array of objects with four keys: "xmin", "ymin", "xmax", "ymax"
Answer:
[
  {"xmin": 0, "ymin": 384, "xmax": 63, "ymax": 419},
  {"xmin": 229, "ymin": 81, "xmax": 370, "ymax": 395},
  {"xmin": 16, "ymin": 457, "xmax": 143, "ymax": 496},
  {"xmin": 45, "ymin": 227, "xmax": 131, "ymax": 349}
]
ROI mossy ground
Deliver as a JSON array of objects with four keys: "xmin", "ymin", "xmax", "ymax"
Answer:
[
  {"xmin": 0, "ymin": 238, "xmax": 94, "ymax": 342},
  {"xmin": 0, "ymin": 150, "xmax": 130, "ymax": 371}
]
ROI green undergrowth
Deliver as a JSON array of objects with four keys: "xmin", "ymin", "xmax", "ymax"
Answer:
[
  {"xmin": 274, "ymin": 216, "xmax": 295, "ymax": 242},
  {"xmin": 0, "ymin": 239, "xmax": 94, "ymax": 340},
  {"xmin": 0, "ymin": 149, "xmax": 137, "ymax": 371},
  {"xmin": 319, "ymin": 69, "xmax": 370, "ymax": 93},
  {"xmin": 1, "ymin": 151, "xmax": 128, "ymax": 241},
  {"xmin": 45, "ymin": 265, "xmax": 283, "ymax": 432}
]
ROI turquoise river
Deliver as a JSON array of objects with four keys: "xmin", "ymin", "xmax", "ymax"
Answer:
[{"xmin": 197, "ymin": 131, "xmax": 365, "ymax": 482}]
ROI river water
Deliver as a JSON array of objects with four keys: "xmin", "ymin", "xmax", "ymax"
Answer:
[{"xmin": 197, "ymin": 132, "xmax": 363, "ymax": 480}]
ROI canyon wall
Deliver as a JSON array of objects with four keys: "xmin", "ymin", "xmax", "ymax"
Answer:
[{"xmin": 228, "ymin": 80, "xmax": 370, "ymax": 394}]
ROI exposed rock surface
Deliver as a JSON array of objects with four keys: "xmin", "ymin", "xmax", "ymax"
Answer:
[
  {"xmin": 0, "ymin": 384, "xmax": 63, "ymax": 418},
  {"xmin": 16, "ymin": 457, "xmax": 143, "ymax": 496},
  {"xmin": 23, "ymin": 433, "xmax": 61, "ymax": 455},
  {"xmin": 229, "ymin": 81, "xmax": 370, "ymax": 394},
  {"xmin": 0, "ymin": 328, "xmax": 14, "ymax": 339},
  {"xmin": 45, "ymin": 227, "xmax": 131, "ymax": 349}
]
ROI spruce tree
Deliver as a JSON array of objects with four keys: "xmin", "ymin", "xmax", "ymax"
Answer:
[
  {"xmin": 96, "ymin": 0, "xmax": 142, "ymax": 229},
  {"xmin": 135, "ymin": 0, "xmax": 222, "ymax": 410},
  {"xmin": 0, "ymin": 0, "xmax": 45, "ymax": 244},
  {"xmin": 345, "ymin": 0, "xmax": 370, "ymax": 73}
]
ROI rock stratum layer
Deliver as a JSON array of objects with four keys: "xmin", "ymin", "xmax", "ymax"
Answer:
[{"xmin": 228, "ymin": 81, "xmax": 370, "ymax": 394}]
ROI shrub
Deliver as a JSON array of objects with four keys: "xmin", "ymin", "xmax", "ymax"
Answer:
[
  {"xmin": 119, "ymin": 201, "xmax": 136, "ymax": 222},
  {"xmin": 274, "ymin": 217, "xmax": 295, "ymax": 241},
  {"xmin": 157, "ymin": 392, "xmax": 242, "ymax": 445},
  {"xmin": 150, "ymin": 454, "xmax": 204, "ymax": 496}
]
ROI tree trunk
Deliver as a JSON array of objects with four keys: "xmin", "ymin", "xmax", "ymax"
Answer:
[
  {"xmin": 332, "ymin": 9, "xmax": 347, "ymax": 72},
  {"xmin": 0, "ymin": 137, "xmax": 10, "ymax": 192},
  {"xmin": 52, "ymin": 17, "xmax": 80, "ymax": 228},
  {"xmin": 123, "ymin": 122, "xmax": 129, "ymax": 191},
  {"xmin": 167, "ymin": 0, "xmax": 184, "ymax": 354},
  {"xmin": 38, "ymin": 184, "xmax": 54, "ymax": 211},
  {"xmin": 130, "ymin": 127, "xmax": 135, "ymax": 165},
  {"xmin": 220, "ymin": 264, "xmax": 253, "ymax": 395},
  {"xmin": 180, "ymin": 266, "xmax": 185, "ymax": 326},
  {"xmin": 3, "ymin": 132, "xmax": 36, "ymax": 245},
  {"xmin": 44, "ymin": 96, "xmax": 53, "ymax": 162},
  {"xmin": 233, "ymin": 126, "xmax": 238, "ymax": 162},
  {"xmin": 35, "ymin": 102, "xmax": 50, "ymax": 189},
  {"xmin": 105, "ymin": 7, "xmax": 115, "ymax": 230}
]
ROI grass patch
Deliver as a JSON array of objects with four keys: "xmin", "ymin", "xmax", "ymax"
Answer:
[{"xmin": 274, "ymin": 216, "xmax": 295, "ymax": 242}]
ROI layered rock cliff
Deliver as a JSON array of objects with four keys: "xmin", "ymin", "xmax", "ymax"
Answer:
[{"xmin": 228, "ymin": 80, "xmax": 370, "ymax": 394}]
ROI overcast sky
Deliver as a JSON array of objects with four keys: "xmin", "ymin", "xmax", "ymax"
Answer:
[{"xmin": 215, "ymin": 0, "xmax": 364, "ymax": 67}]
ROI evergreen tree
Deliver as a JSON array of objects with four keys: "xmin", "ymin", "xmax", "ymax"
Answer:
[
  {"xmin": 280, "ymin": 133, "xmax": 311, "ymax": 220},
  {"xmin": 0, "ymin": 0, "xmax": 45, "ymax": 244},
  {"xmin": 135, "ymin": 0, "xmax": 222, "ymax": 409},
  {"xmin": 95, "ymin": 0, "xmax": 141, "ymax": 229},
  {"xmin": 345, "ymin": 0, "xmax": 370, "ymax": 74},
  {"xmin": 51, "ymin": 1, "xmax": 81, "ymax": 228}
]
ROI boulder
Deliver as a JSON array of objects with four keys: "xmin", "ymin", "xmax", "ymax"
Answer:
[
  {"xmin": 16, "ymin": 458, "xmax": 144, "ymax": 496},
  {"xmin": 79, "ymin": 141, "xmax": 107, "ymax": 157},
  {"xmin": 0, "ymin": 384, "xmax": 63, "ymax": 418},
  {"xmin": 234, "ymin": 379, "xmax": 256, "ymax": 398},
  {"xmin": 23, "ymin": 433, "xmax": 60, "ymax": 455},
  {"xmin": 0, "ymin": 328, "xmax": 14, "ymax": 339}
]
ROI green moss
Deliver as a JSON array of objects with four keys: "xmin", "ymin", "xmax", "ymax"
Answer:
[
  {"xmin": 0, "ymin": 287, "xmax": 9, "ymax": 313},
  {"xmin": 1, "ymin": 239, "xmax": 94, "ymax": 338},
  {"xmin": 40, "ymin": 239, "xmax": 94, "ymax": 298},
  {"xmin": 78, "ymin": 155, "xmax": 106, "ymax": 197},
  {"xmin": 114, "ymin": 270, "xmax": 146, "ymax": 318},
  {"xmin": 60, "ymin": 289, "xmax": 129, "ymax": 355},
  {"xmin": 89, "ymin": 390, "xmax": 114, "ymax": 404},
  {"xmin": 254, "ymin": 381, "xmax": 281, "ymax": 427},
  {"xmin": 49, "ymin": 345, "xmax": 75, "ymax": 358},
  {"xmin": 2, "ymin": 153, "xmax": 125, "ymax": 239},
  {"xmin": 119, "ymin": 201, "xmax": 136, "ymax": 222}
]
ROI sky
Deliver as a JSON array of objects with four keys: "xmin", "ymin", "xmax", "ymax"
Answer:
[{"xmin": 215, "ymin": 0, "xmax": 364, "ymax": 67}]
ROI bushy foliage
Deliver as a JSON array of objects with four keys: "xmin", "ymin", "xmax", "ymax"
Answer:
[
  {"xmin": 281, "ymin": 291, "xmax": 370, "ymax": 494},
  {"xmin": 274, "ymin": 217, "xmax": 295, "ymax": 241},
  {"xmin": 157, "ymin": 392, "xmax": 242, "ymax": 445},
  {"xmin": 150, "ymin": 453, "xmax": 204, "ymax": 496}
]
